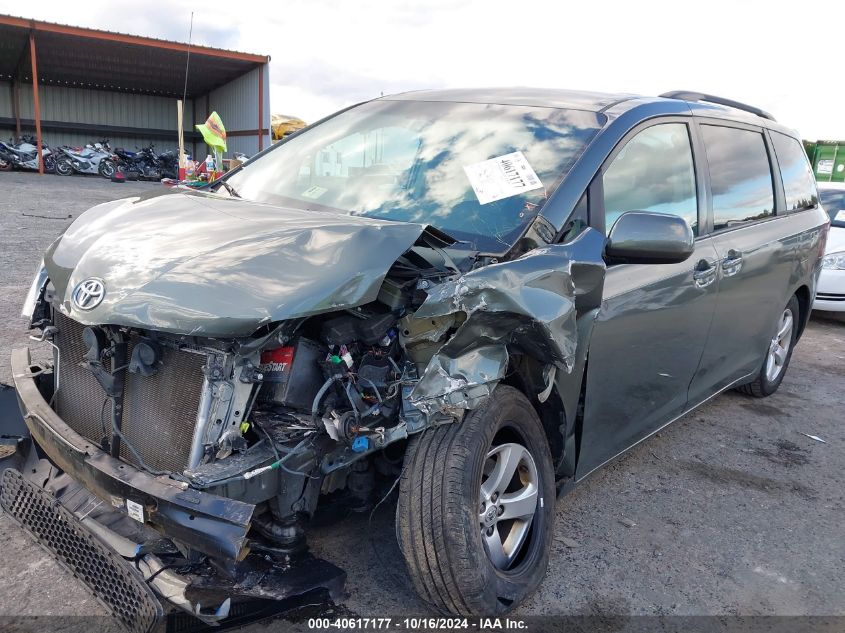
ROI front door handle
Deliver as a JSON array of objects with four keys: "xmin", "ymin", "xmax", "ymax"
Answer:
[
  {"xmin": 693, "ymin": 259, "xmax": 717, "ymax": 288},
  {"xmin": 721, "ymin": 249, "xmax": 743, "ymax": 276}
]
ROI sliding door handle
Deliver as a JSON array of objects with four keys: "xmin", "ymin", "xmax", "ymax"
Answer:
[
  {"xmin": 693, "ymin": 260, "xmax": 717, "ymax": 288},
  {"xmin": 721, "ymin": 250, "xmax": 743, "ymax": 276}
]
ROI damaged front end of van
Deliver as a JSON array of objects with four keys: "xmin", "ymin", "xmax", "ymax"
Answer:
[{"xmin": 2, "ymin": 93, "xmax": 613, "ymax": 630}]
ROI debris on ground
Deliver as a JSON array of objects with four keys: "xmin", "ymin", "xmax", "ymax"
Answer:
[
  {"xmin": 798, "ymin": 432, "xmax": 827, "ymax": 444},
  {"xmin": 554, "ymin": 536, "xmax": 580, "ymax": 548}
]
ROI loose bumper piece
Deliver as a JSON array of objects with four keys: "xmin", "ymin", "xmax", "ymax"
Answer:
[{"xmin": 0, "ymin": 468, "xmax": 164, "ymax": 633}]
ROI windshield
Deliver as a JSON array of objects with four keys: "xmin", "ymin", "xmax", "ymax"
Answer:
[
  {"xmin": 820, "ymin": 188, "xmax": 845, "ymax": 228},
  {"xmin": 226, "ymin": 99, "xmax": 605, "ymax": 252}
]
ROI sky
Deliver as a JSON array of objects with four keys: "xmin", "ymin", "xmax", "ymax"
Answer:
[{"xmin": 2, "ymin": 0, "xmax": 843, "ymax": 140}]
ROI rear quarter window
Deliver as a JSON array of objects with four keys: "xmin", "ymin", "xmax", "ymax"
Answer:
[
  {"xmin": 771, "ymin": 131, "xmax": 819, "ymax": 212},
  {"xmin": 701, "ymin": 125, "xmax": 775, "ymax": 231}
]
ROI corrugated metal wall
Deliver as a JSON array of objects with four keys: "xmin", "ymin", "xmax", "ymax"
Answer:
[
  {"xmin": 0, "ymin": 81, "xmax": 11, "ymax": 119},
  {"xmin": 199, "ymin": 63, "xmax": 270, "ymax": 159},
  {"xmin": 0, "ymin": 81, "xmax": 196, "ymax": 152},
  {"xmin": 1, "ymin": 62, "xmax": 270, "ymax": 161},
  {"xmin": 21, "ymin": 85, "xmax": 190, "ymax": 130}
]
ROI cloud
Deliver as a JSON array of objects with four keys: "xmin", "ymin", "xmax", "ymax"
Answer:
[{"xmin": 2, "ymin": 0, "xmax": 844, "ymax": 138}]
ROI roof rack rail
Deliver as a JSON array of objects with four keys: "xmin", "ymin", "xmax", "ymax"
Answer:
[{"xmin": 659, "ymin": 91, "xmax": 776, "ymax": 122}]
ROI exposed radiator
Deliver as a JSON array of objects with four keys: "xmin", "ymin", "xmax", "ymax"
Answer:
[
  {"xmin": 121, "ymin": 338, "xmax": 207, "ymax": 472},
  {"xmin": 53, "ymin": 312, "xmax": 207, "ymax": 473},
  {"xmin": 54, "ymin": 312, "xmax": 112, "ymax": 447}
]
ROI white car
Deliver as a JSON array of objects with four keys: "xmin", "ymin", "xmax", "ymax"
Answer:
[{"xmin": 816, "ymin": 182, "xmax": 845, "ymax": 311}]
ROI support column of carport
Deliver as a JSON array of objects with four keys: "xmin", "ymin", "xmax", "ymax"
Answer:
[
  {"xmin": 28, "ymin": 29, "xmax": 43, "ymax": 175},
  {"xmin": 258, "ymin": 64, "xmax": 264, "ymax": 152}
]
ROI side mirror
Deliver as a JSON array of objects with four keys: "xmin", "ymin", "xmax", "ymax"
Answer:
[{"xmin": 606, "ymin": 211, "xmax": 694, "ymax": 264}]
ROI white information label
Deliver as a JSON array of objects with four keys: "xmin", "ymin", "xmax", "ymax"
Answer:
[
  {"xmin": 817, "ymin": 159, "xmax": 834, "ymax": 175},
  {"xmin": 301, "ymin": 185, "xmax": 327, "ymax": 199},
  {"xmin": 463, "ymin": 151, "xmax": 543, "ymax": 205},
  {"xmin": 835, "ymin": 210, "xmax": 845, "ymax": 222},
  {"xmin": 126, "ymin": 499, "xmax": 145, "ymax": 523}
]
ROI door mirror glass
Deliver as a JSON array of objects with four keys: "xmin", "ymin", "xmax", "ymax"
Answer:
[{"xmin": 605, "ymin": 211, "xmax": 694, "ymax": 264}]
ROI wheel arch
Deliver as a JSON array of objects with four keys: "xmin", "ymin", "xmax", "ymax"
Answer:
[
  {"xmin": 793, "ymin": 284, "xmax": 811, "ymax": 342},
  {"xmin": 500, "ymin": 311, "xmax": 596, "ymax": 482},
  {"xmin": 500, "ymin": 355, "xmax": 566, "ymax": 473}
]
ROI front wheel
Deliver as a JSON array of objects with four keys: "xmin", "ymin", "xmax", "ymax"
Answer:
[
  {"xmin": 98, "ymin": 159, "xmax": 116, "ymax": 178},
  {"xmin": 43, "ymin": 155, "xmax": 56, "ymax": 173},
  {"xmin": 396, "ymin": 386, "xmax": 555, "ymax": 616},
  {"xmin": 55, "ymin": 157, "xmax": 74, "ymax": 176},
  {"xmin": 736, "ymin": 294, "xmax": 800, "ymax": 397}
]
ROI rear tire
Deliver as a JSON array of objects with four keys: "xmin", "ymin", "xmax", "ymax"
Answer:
[
  {"xmin": 396, "ymin": 386, "xmax": 555, "ymax": 616},
  {"xmin": 55, "ymin": 157, "xmax": 74, "ymax": 176},
  {"xmin": 736, "ymin": 295, "xmax": 800, "ymax": 397}
]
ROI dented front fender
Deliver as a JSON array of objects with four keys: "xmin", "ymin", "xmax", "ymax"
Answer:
[{"xmin": 408, "ymin": 228, "xmax": 607, "ymax": 415}]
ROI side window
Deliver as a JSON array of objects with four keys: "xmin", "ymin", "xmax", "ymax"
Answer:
[
  {"xmin": 771, "ymin": 131, "xmax": 819, "ymax": 212},
  {"xmin": 603, "ymin": 123, "xmax": 698, "ymax": 235},
  {"xmin": 701, "ymin": 125, "xmax": 774, "ymax": 231}
]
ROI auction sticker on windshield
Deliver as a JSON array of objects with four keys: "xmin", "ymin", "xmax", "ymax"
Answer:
[
  {"xmin": 301, "ymin": 185, "xmax": 328, "ymax": 200},
  {"xmin": 463, "ymin": 151, "xmax": 543, "ymax": 205}
]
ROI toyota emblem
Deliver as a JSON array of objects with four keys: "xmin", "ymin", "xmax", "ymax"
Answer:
[{"xmin": 72, "ymin": 278, "xmax": 106, "ymax": 311}]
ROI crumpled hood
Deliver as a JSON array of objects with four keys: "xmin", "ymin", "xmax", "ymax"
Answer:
[{"xmin": 45, "ymin": 190, "xmax": 428, "ymax": 337}]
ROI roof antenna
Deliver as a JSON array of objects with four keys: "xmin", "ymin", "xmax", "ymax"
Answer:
[
  {"xmin": 178, "ymin": 12, "xmax": 194, "ymax": 176},
  {"xmin": 182, "ymin": 12, "xmax": 194, "ymax": 105}
]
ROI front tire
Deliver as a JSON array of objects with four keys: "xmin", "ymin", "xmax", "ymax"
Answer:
[
  {"xmin": 736, "ymin": 295, "xmax": 800, "ymax": 397},
  {"xmin": 98, "ymin": 159, "xmax": 116, "ymax": 178},
  {"xmin": 396, "ymin": 386, "xmax": 555, "ymax": 616}
]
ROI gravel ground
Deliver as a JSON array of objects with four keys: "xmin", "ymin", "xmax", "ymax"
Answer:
[{"xmin": 0, "ymin": 171, "xmax": 843, "ymax": 623}]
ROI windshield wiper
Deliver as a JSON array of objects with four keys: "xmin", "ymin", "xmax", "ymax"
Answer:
[{"xmin": 215, "ymin": 180, "xmax": 241, "ymax": 198}]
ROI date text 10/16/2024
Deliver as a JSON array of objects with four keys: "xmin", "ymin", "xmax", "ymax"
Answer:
[{"xmin": 307, "ymin": 617, "xmax": 528, "ymax": 630}]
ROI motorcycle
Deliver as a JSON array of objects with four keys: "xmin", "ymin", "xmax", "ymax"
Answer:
[
  {"xmin": 54, "ymin": 139, "xmax": 118, "ymax": 178},
  {"xmin": 113, "ymin": 144, "xmax": 179, "ymax": 181},
  {"xmin": 0, "ymin": 136, "xmax": 56, "ymax": 173},
  {"xmin": 155, "ymin": 148, "xmax": 179, "ymax": 180},
  {"xmin": 114, "ymin": 145, "xmax": 156, "ymax": 180}
]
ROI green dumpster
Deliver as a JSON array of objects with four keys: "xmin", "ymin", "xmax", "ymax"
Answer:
[{"xmin": 807, "ymin": 141, "xmax": 845, "ymax": 183}]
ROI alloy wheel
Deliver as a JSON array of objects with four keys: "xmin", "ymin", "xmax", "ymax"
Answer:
[
  {"xmin": 765, "ymin": 308, "xmax": 793, "ymax": 382},
  {"xmin": 99, "ymin": 160, "xmax": 115, "ymax": 178},
  {"xmin": 479, "ymin": 442, "xmax": 539, "ymax": 570},
  {"xmin": 56, "ymin": 158, "xmax": 74, "ymax": 176}
]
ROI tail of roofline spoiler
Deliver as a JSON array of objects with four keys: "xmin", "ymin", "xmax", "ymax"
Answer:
[{"xmin": 659, "ymin": 90, "xmax": 776, "ymax": 122}]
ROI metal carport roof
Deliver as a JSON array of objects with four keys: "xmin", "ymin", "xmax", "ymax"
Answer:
[
  {"xmin": 0, "ymin": 14, "xmax": 270, "ymax": 172},
  {"xmin": 0, "ymin": 15, "xmax": 269, "ymax": 97}
]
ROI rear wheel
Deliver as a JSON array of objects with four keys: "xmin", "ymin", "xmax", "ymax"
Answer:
[
  {"xmin": 43, "ymin": 155, "xmax": 56, "ymax": 173},
  {"xmin": 55, "ymin": 157, "xmax": 74, "ymax": 176},
  {"xmin": 396, "ymin": 386, "xmax": 555, "ymax": 616},
  {"xmin": 736, "ymin": 295, "xmax": 799, "ymax": 397}
]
